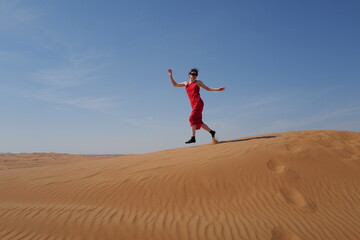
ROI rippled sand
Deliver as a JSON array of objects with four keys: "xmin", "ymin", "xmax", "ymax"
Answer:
[{"xmin": 1, "ymin": 130, "xmax": 360, "ymax": 240}]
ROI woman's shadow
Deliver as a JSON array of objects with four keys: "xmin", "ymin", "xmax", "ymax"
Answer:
[{"xmin": 217, "ymin": 135, "xmax": 279, "ymax": 144}]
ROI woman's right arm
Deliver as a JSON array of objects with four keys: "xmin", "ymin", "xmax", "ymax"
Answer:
[{"xmin": 168, "ymin": 69, "xmax": 186, "ymax": 87}]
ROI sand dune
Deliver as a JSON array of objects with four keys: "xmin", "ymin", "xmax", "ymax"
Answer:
[{"xmin": 0, "ymin": 130, "xmax": 360, "ymax": 240}]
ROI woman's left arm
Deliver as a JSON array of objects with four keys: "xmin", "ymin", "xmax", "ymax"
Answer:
[{"xmin": 197, "ymin": 80, "xmax": 225, "ymax": 91}]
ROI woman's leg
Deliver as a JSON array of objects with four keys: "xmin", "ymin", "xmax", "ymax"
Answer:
[
  {"xmin": 201, "ymin": 124, "xmax": 211, "ymax": 132},
  {"xmin": 201, "ymin": 124, "xmax": 216, "ymax": 138},
  {"xmin": 185, "ymin": 125, "xmax": 197, "ymax": 144},
  {"xmin": 191, "ymin": 125, "xmax": 197, "ymax": 136}
]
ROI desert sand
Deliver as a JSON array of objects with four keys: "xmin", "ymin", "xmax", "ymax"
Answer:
[{"xmin": 0, "ymin": 130, "xmax": 360, "ymax": 240}]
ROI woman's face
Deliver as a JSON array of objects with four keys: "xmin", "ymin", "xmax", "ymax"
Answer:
[{"xmin": 189, "ymin": 71, "xmax": 198, "ymax": 81}]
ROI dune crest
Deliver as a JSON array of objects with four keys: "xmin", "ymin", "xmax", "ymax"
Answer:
[{"xmin": 1, "ymin": 130, "xmax": 360, "ymax": 240}]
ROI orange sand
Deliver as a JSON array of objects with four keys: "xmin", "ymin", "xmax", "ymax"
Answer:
[{"xmin": 0, "ymin": 130, "xmax": 360, "ymax": 240}]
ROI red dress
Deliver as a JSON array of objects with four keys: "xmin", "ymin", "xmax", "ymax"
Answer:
[{"xmin": 186, "ymin": 81, "xmax": 204, "ymax": 130}]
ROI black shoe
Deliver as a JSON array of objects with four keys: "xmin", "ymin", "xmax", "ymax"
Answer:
[
  {"xmin": 210, "ymin": 130, "xmax": 216, "ymax": 138},
  {"xmin": 185, "ymin": 136, "xmax": 196, "ymax": 144}
]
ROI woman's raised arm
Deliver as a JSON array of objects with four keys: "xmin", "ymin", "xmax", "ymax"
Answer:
[{"xmin": 168, "ymin": 69, "xmax": 186, "ymax": 87}]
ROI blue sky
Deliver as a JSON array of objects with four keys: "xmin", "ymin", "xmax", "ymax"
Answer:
[{"xmin": 1, "ymin": 0, "xmax": 359, "ymax": 154}]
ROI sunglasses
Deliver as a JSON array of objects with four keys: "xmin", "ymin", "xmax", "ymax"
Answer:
[{"xmin": 189, "ymin": 73, "xmax": 198, "ymax": 76}]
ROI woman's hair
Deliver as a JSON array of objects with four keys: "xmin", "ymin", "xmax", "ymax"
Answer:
[{"xmin": 188, "ymin": 68, "xmax": 199, "ymax": 75}]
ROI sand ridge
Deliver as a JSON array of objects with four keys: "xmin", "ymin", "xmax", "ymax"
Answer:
[{"xmin": 0, "ymin": 130, "xmax": 360, "ymax": 239}]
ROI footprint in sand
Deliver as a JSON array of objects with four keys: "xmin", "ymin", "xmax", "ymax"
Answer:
[
  {"xmin": 271, "ymin": 227, "xmax": 302, "ymax": 240},
  {"xmin": 266, "ymin": 160, "xmax": 300, "ymax": 184},
  {"xmin": 279, "ymin": 188, "xmax": 317, "ymax": 213},
  {"xmin": 267, "ymin": 160, "xmax": 316, "ymax": 213},
  {"xmin": 267, "ymin": 159, "xmax": 286, "ymax": 174}
]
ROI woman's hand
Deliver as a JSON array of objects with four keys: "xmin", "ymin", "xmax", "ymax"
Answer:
[
  {"xmin": 218, "ymin": 87, "xmax": 225, "ymax": 91},
  {"xmin": 168, "ymin": 69, "xmax": 172, "ymax": 76}
]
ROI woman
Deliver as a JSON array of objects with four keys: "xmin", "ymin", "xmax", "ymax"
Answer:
[{"xmin": 168, "ymin": 68, "xmax": 225, "ymax": 144}]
